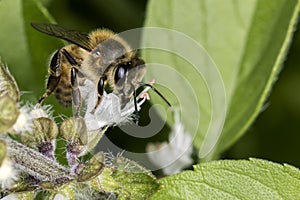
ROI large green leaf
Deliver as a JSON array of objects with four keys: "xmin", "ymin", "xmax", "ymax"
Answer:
[
  {"xmin": 0, "ymin": 0, "xmax": 72, "ymax": 117},
  {"xmin": 142, "ymin": 0, "xmax": 300, "ymax": 159},
  {"xmin": 0, "ymin": 0, "xmax": 62, "ymax": 101},
  {"xmin": 150, "ymin": 158, "xmax": 300, "ymax": 199}
]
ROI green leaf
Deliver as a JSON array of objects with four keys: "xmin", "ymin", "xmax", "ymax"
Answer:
[
  {"xmin": 76, "ymin": 152, "xmax": 105, "ymax": 182},
  {"xmin": 0, "ymin": 0, "xmax": 73, "ymax": 117},
  {"xmin": 0, "ymin": 140, "xmax": 6, "ymax": 165},
  {"xmin": 0, "ymin": 0, "xmax": 63, "ymax": 103},
  {"xmin": 0, "ymin": 58, "xmax": 20, "ymax": 102},
  {"xmin": 143, "ymin": 0, "xmax": 300, "ymax": 158},
  {"xmin": 151, "ymin": 158, "xmax": 300, "ymax": 199},
  {"xmin": 0, "ymin": 96, "xmax": 19, "ymax": 133},
  {"xmin": 97, "ymin": 156, "xmax": 159, "ymax": 200}
]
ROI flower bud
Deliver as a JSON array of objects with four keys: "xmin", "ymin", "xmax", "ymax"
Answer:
[
  {"xmin": 60, "ymin": 117, "xmax": 88, "ymax": 167},
  {"xmin": 0, "ymin": 96, "xmax": 19, "ymax": 133},
  {"xmin": 22, "ymin": 117, "xmax": 58, "ymax": 159},
  {"xmin": 0, "ymin": 61, "xmax": 20, "ymax": 102}
]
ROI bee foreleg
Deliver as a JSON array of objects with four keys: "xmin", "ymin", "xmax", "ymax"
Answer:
[
  {"xmin": 133, "ymin": 87, "xmax": 139, "ymax": 125},
  {"xmin": 71, "ymin": 68, "xmax": 82, "ymax": 117},
  {"xmin": 38, "ymin": 90, "xmax": 52, "ymax": 104},
  {"xmin": 38, "ymin": 75, "xmax": 60, "ymax": 105},
  {"xmin": 90, "ymin": 76, "xmax": 106, "ymax": 114},
  {"xmin": 38, "ymin": 49, "xmax": 63, "ymax": 105}
]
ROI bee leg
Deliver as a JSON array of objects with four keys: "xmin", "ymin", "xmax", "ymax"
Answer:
[
  {"xmin": 133, "ymin": 87, "xmax": 139, "ymax": 125},
  {"xmin": 38, "ymin": 50, "xmax": 62, "ymax": 104},
  {"xmin": 38, "ymin": 77, "xmax": 58, "ymax": 104},
  {"xmin": 90, "ymin": 76, "xmax": 106, "ymax": 114},
  {"xmin": 71, "ymin": 68, "xmax": 82, "ymax": 117},
  {"xmin": 38, "ymin": 87, "xmax": 52, "ymax": 104},
  {"xmin": 62, "ymin": 49, "xmax": 82, "ymax": 117}
]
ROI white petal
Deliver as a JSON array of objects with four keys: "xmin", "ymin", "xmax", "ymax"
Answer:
[
  {"xmin": 146, "ymin": 110, "xmax": 193, "ymax": 175},
  {"xmin": 0, "ymin": 158, "xmax": 19, "ymax": 189},
  {"xmin": 0, "ymin": 194, "xmax": 19, "ymax": 200},
  {"xmin": 11, "ymin": 106, "xmax": 32, "ymax": 133},
  {"xmin": 53, "ymin": 194, "xmax": 69, "ymax": 200},
  {"xmin": 81, "ymin": 79, "xmax": 148, "ymax": 131}
]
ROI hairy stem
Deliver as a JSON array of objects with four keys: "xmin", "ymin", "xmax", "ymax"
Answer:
[{"xmin": 3, "ymin": 137, "xmax": 73, "ymax": 182}]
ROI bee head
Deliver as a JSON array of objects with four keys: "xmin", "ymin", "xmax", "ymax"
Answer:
[
  {"xmin": 90, "ymin": 38, "xmax": 128, "ymax": 66},
  {"xmin": 114, "ymin": 58, "xmax": 145, "ymax": 87}
]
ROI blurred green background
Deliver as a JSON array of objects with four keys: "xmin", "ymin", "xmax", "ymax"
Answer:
[{"xmin": 3, "ymin": 0, "xmax": 300, "ymax": 168}]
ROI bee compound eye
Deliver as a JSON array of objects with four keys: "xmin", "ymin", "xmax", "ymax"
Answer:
[
  {"xmin": 98, "ymin": 77, "xmax": 105, "ymax": 96},
  {"xmin": 114, "ymin": 64, "xmax": 128, "ymax": 84}
]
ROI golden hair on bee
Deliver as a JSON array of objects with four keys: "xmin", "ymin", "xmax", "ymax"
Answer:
[{"xmin": 88, "ymin": 29, "xmax": 131, "ymax": 52}]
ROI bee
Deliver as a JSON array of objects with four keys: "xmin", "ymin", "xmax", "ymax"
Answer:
[{"xmin": 31, "ymin": 22, "xmax": 170, "ymax": 119}]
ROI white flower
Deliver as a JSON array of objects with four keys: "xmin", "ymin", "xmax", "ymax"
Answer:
[
  {"xmin": 0, "ymin": 158, "xmax": 19, "ymax": 190},
  {"xmin": 0, "ymin": 194, "xmax": 19, "ymax": 200},
  {"xmin": 11, "ymin": 105, "xmax": 32, "ymax": 133},
  {"xmin": 11, "ymin": 103, "xmax": 53, "ymax": 134},
  {"xmin": 53, "ymin": 194, "xmax": 69, "ymax": 200},
  {"xmin": 146, "ymin": 110, "xmax": 193, "ymax": 175},
  {"xmin": 80, "ymin": 79, "xmax": 149, "ymax": 131}
]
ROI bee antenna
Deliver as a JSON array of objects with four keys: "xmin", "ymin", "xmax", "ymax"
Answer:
[{"xmin": 139, "ymin": 82, "xmax": 171, "ymax": 107}]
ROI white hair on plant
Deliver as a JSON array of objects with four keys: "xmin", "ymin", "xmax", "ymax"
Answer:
[
  {"xmin": 0, "ymin": 158, "xmax": 19, "ymax": 190},
  {"xmin": 80, "ymin": 79, "xmax": 150, "ymax": 131},
  {"xmin": 29, "ymin": 103, "xmax": 53, "ymax": 119},
  {"xmin": 11, "ymin": 105, "xmax": 32, "ymax": 134},
  {"xmin": 103, "ymin": 151, "xmax": 118, "ymax": 167},
  {"xmin": 11, "ymin": 103, "xmax": 53, "ymax": 134},
  {"xmin": 146, "ymin": 109, "xmax": 193, "ymax": 175}
]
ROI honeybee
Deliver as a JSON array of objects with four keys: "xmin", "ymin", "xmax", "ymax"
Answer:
[{"xmin": 31, "ymin": 22, "xmax": 170, "ymax": 118}]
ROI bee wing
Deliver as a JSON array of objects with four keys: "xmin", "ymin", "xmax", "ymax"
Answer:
[{"xmin": 31, "ymin": 22, "xmax": 92, "ymax": 51}]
